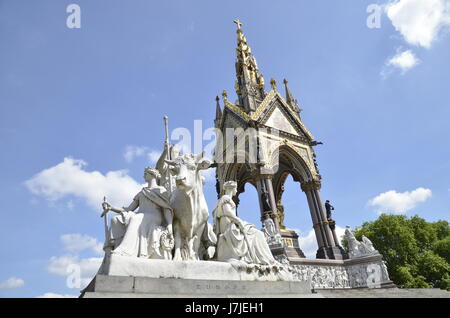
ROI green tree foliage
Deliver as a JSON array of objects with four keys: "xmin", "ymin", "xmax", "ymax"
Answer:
[
  {"xmin": 352, "ymin": 215, "xmax": 450, "ymax": 290},
  {"xmin": 433, "ymin": 237, "xmax": 450, "ymax": 263}
]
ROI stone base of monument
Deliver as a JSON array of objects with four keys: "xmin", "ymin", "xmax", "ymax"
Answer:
[
  {"xmin": 96, "ymin": 254, "xmax": 296, "ymax": 281},
  {"xmin": 81, "ymin": 275, "xmax": 316, "ymax": 298},
  {"xmin": 80, "ymin": 253, "xmax": 399, "ymax": 297},
  {"xmin": 80, "ymin": 254, "xmax": 315, "ymax": 298}
]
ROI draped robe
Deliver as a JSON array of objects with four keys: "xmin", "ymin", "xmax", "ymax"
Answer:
[
  {"xmin": 213, "ymin": 195, "xmax": 277, "ymax": 265},
  {"xmin": 112, "ymin": 186, "xmax": 173, "ymax": 259}
]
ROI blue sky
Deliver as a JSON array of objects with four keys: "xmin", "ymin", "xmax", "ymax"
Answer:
[{"xmin": 1, "ymin": 0, "xmax": 449, "ymax": 297}]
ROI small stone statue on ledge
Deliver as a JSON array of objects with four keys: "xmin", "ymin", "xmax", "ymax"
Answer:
[
  {"xmin": 325, "ymin": 200, "xmax": 334, "ymax": 220},
  {"xmin": 344, "ymin": 226, "xmax": 379, "ymax": 259},
  {"xmin": 262, "ymin": 213, "xmax": 283, "ymax": 247}
]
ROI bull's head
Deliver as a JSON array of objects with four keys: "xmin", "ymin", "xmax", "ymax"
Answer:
[{"xmin": 165, "ymin": 152, "xmax": 211, "ymax": 192}]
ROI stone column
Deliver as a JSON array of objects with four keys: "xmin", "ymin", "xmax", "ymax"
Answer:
[
  {"xmin": 254, "ymin": 173, "xmax": 280, "ymax": 229},
  {"xmin": 312, "ymin": 189, "xmax": 336, "ymax": 246},
  {"xmin": 301, "ymin": 180, "xmax": 346, "ymax": 259},
  {"xmin": 329, "ymin": 220, "xmax": 340, "ymax": 246},
  {"xmin": 255, "ymin": 178, "xmax": 266, "ymax": 221},
  {"xmin": 303, "ymin": 189, "xmax": 326, "ymax": 248},
  {"xmin": 264, "ymin": 176, "xmax": 281, "ymax": 230}
]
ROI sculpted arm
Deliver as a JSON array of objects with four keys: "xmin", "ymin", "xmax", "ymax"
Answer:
[
  {"xmin": 102, "ymin": 198, "xmax": 139, "ymax": 216},
  {"xmin": 122, "ymin": 199, "xmax": 139, "ymax": 212},
  {"xmin": 222, "ymin": 201, "xmax": 244, "ymax": 230}
]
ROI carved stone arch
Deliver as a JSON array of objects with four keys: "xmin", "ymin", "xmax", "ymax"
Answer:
[
  {"xmin": 269, "ymin": 144, "xmax": 314, "ymax": 183},
  {"xmin": 266, "ymin": 144, "xmax": 315, "ymax": 233},
  {"xmin": 220, "ymin": 161, "xmax": 255, "ymax": 195}
]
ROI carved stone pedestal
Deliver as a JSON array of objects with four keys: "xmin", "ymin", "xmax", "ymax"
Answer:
[
  {"xmin": 81, "ymin": 252, "xmax": 397, "ymax": 297},
  {"xmin": 270, "ymin": 229, "xmax": 306, "ymax": 260}
]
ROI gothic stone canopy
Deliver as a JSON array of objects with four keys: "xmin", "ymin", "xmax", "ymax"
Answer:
[{"xmin": 213, "ymin": 21, "xmax": 346, "ymax": 261}]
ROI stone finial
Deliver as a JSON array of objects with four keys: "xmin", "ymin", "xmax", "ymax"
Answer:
[
  {"xmin": 222, "ymin": 90, "xmax": 228, "ymax": 99},
  {"xmin": 215, "ymin": 95, "xmax": 222, "ymax": 122},
  {"xmin": 270, "ymin": 78, "xmax": 277, "ymax": 91},
  {"xmin": 258, "ymin": 74, "xmax": 265, "ymax": 89}
]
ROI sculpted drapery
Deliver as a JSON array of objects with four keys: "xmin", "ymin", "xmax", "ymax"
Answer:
[
  {"xmin": 213, "ymin": 181, "xmax": 277, "ymax": 265},
  {"xmin": 112, "ymin": 187, "xmax": 174, "ymax": 259},
  {"xmin": 104, "ymin": 168, "xmax": 174, "ymax": 260}
]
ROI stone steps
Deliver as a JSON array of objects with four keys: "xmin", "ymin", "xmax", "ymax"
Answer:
[
  {"xmin": 83, "ymin": 292, "xmax": 324, "ymax": 298},
  {"xmin": 81, "ymin": 274, "xmax": 450, "ymax": 298},
  {"xmin": 317, "ymin": 288, "xmax": 450, "ymax": 298}
]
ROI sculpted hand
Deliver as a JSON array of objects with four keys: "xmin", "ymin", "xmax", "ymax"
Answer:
[
  {"xmin": 101, "ymin": 202, "xmax": 111, "ymax": 217},
  {"xmin": 167, "ymin": 227, "xmax": 174, "ymax": 240}
]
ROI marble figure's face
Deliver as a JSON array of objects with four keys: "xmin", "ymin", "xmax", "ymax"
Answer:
[{"xmin": 144, "ymin": 172, "xmax": 153, "ymax": 183}]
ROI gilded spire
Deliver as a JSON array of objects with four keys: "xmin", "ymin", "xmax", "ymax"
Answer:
[{"xmin": 233, "ymin": 20, "xmax": 265, "ymax": 113}]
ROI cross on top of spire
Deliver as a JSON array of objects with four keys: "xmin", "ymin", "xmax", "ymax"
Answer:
[{"xmin": 233, "ymin": 19, "xmax": 242, "ymax": 30}]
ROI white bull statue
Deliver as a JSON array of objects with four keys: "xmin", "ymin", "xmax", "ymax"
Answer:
[{"xmin": 165, "ymin": 152, "xmax": 217, "ymax": 261}]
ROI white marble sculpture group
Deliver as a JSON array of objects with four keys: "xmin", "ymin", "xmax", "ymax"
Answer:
[
  {"xmin": 101, "ymin": 144, "xmax": 279, "ymax": 272},
  {"xmin": 344, "ymin": 226, "xmax": 379, "ymax": 258},
  {"xmin": 95, "ymin": 121, "xmax": 390, "ymax": 287}
]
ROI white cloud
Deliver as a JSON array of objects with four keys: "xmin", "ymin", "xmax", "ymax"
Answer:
[
  {"xmin": 368, "ymin": 187, "xmax": 432, "ymax": 214},
  {"xmin": 66, "ymin": 200, "xmax": 74, "ymax": 210},
  {"xmin": 0, "ymin": 277, "xmax": 25, "ymax": 289},
  {"xmin": 297, "ymin": 226, "xmax": 346, "ymax": 258},
  {"xmin": 60, "ymin": 234, "xmax": 103, "ymax": 255},
  {"xmin": 385, "ymin": 0, "xmax": 450, "ymax": 48},
  {"xmin": 47, "ymin": 254, "xmax": 102, "ymax": 289},
  {"xmin": 47, "ymin": 255, "xmax": 78, "ymax": 276},
  {"xmin": 47, "ymin": 233, "xmax": 104, "ymax": 290},
  {"xmin": 37, "ymin": 292, "xmax": 77, "ymax": 298},
  {"xmin": 124, "ymin": 145, "xmax": 149, "ymax": 163},
  {"xmin": 124, "ymin": 145, "xmax": 162, "ymax": 165},
  {"xmin": 298, "ymin": 229, "xmax": 317, "ymax": 258},
  {"xmin": 387, "ymin": 49, "xmax": 420, "ymax": 72},
  {"xmin": 25, "ymin": 157, "xmax": 143, "ymax": 211}
]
